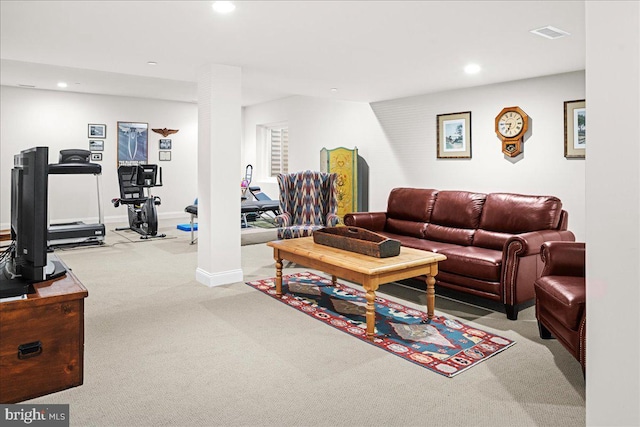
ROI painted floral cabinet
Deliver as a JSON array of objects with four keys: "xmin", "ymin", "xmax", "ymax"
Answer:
[{"xmin": 320, "ymin": 147, "xmax": 368, "ymax": 220}]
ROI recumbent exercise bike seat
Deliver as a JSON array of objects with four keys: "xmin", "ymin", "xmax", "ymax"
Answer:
[{"xmin": 112, "ymin": 165, "xmax": 165, "ymax": 239}]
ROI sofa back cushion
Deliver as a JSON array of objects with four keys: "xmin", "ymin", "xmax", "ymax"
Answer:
[
  {"xmin": 424, "ymin": 191, "xmax": 486, "ymax": 245},
  {"xmin": 474, "ymin": 193, "xmax": 563, "ymax": 250},
  {"xmin": 385, "ymin": 188, "xmax": 438, "ymax": 238}
]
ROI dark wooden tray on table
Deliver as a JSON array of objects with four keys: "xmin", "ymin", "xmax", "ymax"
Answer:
[{"xmin": 313, "ymin": 226, "xmax": 401, "ymax": 258}]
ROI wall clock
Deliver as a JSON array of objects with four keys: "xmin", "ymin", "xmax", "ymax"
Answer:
[{"xmin": 495, "ymin": 106, "xmax": 529, "ymax": 157}]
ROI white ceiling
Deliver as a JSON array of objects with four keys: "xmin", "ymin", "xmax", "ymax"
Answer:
[{"xmin": 0, "ymin": 1, "xmax": 585, "ymax": 106}]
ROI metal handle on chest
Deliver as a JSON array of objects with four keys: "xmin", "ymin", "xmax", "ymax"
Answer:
[{"xmin": 18, "ymin": 341, "xmax": 43, "ymax": 359}]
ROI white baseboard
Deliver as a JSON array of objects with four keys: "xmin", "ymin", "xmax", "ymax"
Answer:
[{"xmin": 195, "ymin": 267, "xmax": 243, "ymax": 288}]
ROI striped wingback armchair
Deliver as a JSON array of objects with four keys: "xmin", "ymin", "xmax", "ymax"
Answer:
[{"xmin": 275, "ymin": 170, "xmax": 339, "ymax": 239}]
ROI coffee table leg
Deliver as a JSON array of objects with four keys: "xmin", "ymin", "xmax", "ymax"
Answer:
[
  {"xmin": 425, "ymin": 274, "xmax": 436, "ymax": 322},
  {"xmin": 364, "ymin": 285, "xmax": 377, "ymax": 340},
  {"xmin": 331, "ymin": 275, "xmax": 337, "ymax": 286},
  {"xmin": 275, "ymin": 257, "xmax": 283, "ymax": 297}
]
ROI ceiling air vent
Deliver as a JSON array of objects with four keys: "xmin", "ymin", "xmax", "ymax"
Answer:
[{"xmin": 530, "ymin": 26, "xmax": 570, "ymax": 40}]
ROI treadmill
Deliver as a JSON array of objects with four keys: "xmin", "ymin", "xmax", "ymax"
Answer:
[{"xmin": 47, "ymin": 149, "xmax": 106, "ymax": 247}]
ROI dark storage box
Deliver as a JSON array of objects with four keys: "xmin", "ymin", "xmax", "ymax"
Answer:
[
  {"xmin": 0, "ymin": 263, "xmax": 87, "ymax": 403},
  {"xmin": 313, "ymin": 226, "xmax": 401, "ymax": 258}
]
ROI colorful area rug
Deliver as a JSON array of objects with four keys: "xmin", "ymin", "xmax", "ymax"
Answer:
[{"xmin": 247, "ymin": 272, "xmax": 515, "ymax": 377}]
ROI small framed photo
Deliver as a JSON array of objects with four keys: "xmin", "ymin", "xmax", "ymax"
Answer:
[
  {"xmin": 88, "ymin": 124, "xmax": 106, "ymax": 138},
  {"xmin": 159, "ymin": 151, "xmax": 171, "ymax": 161},
  {"xmin": 564, "ymin": 99, "xmax": 585, "ymax": 159},
  {"xmin": 89, "ymin": 140, "xmax": 104, "ymax": 151},
  {"xmin": 90, "ymin": 152, "xmax": 103, "ymax": 161},
  {"xmin": 159, "ymin": 139, "xmax": 172, "ymax": 150},
  {"xmin": 436, "ymin": 111, "xmax": 472, "ymax": 159}
]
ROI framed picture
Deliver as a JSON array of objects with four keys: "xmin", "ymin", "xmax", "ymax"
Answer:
[
  {"xmin": 436, "ymin": 111, "xmax": 472, "ymax": 159},
  {"xmin": 90, "ymin": 152, "xmax": 103, "ymax": 161},
  {"xmin": 564, "ymin": 99, "xmax": 586, "ymax": 159},
  {"xmin": 159, "ymin": 151, "xmax": 171, "ymax": 161},
  {"xmin": 88, "ymin": 124, "xmax": 106, "ymax": 138},
  {"xmin": 117, "ymin": 121, "xmax": 148, "ymax": 166},
  {"xmin": 159, "ymin": 139, "xmax": 172, "ymax": 150},
  {"xmin": 89, "ymin": 140, "xmax": 104, "ymax": 151}
]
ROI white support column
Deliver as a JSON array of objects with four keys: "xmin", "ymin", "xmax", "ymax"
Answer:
[
  {"xmin": 586, "ymin": 2, "xmax": 640, "ymax": 425},
  {"xmin": 195, "ymin": 64, "xmax": 243, "ymax": 287}
]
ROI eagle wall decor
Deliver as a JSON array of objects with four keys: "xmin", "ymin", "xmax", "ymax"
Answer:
[{"xmin": 152, "ymin": 128, "xmax": 179, "ymax": 137}]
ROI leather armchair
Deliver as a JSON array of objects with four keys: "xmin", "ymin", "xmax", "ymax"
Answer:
[
  {"xmin": 534, "ymin": 241, "xmax": 586, "ymax": 373},
  {"xmin": 275, "ymin": 170, "xmax": 339, "ymax": 239}
]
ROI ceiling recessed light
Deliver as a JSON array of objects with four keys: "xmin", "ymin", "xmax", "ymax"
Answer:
[
  {"xmin": 57, "ymin": 82, "xmax": 68, "ymax": 88},
  {"xmin": 212, "ymin": 1, "xmax": 235, "ymax": 14},
  {"xmin": 330, "ymin": 88, "xmax": 338, "ymax": 93},
  {"xmin": 147, "ymin": 61, "xmax": 158, "ymax": 66},
  {"xmin": 464, "ymin": 64, "xmax": 481, "ymax": 74},
  {"xmin": 530, "ymin": 26, "xmax": 570, "ymax": 40}
]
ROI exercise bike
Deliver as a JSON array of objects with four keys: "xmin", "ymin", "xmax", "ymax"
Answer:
[{"xmin": 111, "ymin": 164, "xmax": 166, "ymax": 239}]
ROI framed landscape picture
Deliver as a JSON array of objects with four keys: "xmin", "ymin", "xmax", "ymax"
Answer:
[
  {"xmin": 88, "ymin": 123, "xmax": 106, "ymax": 138},
  {"xmin": 89, "ymin": 140, "xmax": 104, "ymax": 151},
  {"xmin": 564, "ymin": 100, "xmax": 586, "ymax": 159},
  {"xmin": 436, "ymin": 111, "xmax": 472, "ymax": 159},
  {"xmin": 117, "ymin": 121, "xmax": 148, "ymax": 166}
]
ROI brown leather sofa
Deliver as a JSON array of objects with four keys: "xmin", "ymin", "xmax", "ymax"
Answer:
[
  {"xmin": 343, "ymin": 188, "xmax": 575, "ymax": 319},
  {"xmin": 534, "ymin": 241, "xmax": 586, "ymax": 373}
]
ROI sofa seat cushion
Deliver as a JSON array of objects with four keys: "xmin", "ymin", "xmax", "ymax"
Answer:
[
  {"xmin": 424, "ymin": 224, "xmax": 475, "ymax": 246},
  {"xmin": 438, "ymin": 246, "xmax": 503, "ymax": 282},
  {"xmin": 435, "ymin": 271, "xmax": 501, "ymax": 298},
  {"xmin": 377, "ymin": 233, "xmax": 460, "ymax": 253},
  {"xmin": 473, "ymin": 229, "xmax": 512, "ymax": 251},
  {"xmin": 385, "ymin": 218, "xmax": 427, "ymax": 239},
  {"xmin": 535, "ymin": 276, "xmax": 585, "ymax": 331}
]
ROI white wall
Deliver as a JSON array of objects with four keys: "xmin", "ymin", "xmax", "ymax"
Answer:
[
  {"xmin": 3, "ymin": 73, "xmax": 584, "ymax": 240},
  {"xmin": 242, "ymin": 95, "xmax": 407, "ymax": 211},
  {"xmin": 0, "ymin": 86, "xmax": 198, "ymax": 228},
  {"xmin": 371, "ymin": 71, "xmax": 586, "ymax": 240},
  {"xmin": 243, "ymin": 71, "xmax": 586, "ymax": 240}
]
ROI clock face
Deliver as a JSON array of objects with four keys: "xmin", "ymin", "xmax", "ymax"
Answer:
[{"xmin": 498, "ymin": 111, "xmax": 525, "ymax": 138}]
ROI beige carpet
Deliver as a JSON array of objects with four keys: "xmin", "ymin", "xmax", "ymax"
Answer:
[{"xmin": 26, "ymin": 220, "xmax": 585, "ymax": 426}]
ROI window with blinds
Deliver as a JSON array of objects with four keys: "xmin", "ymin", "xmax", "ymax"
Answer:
[{"xmin": 269, "ymin": 127, "xmax": 289, "ymax": 176}]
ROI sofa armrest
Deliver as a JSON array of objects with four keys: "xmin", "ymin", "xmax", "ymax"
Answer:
[
  {"xmin": 501, "ymin": 230, "xmax": 576, "ymax": 308},
  {"xmin": 540, "ymin": 241, "xmax": 586, "ymax": 277},
  {"xmin": 343, "ymin": 212, "xmax": 387, "ymax": 232},
  {"xmin": 505, "ymin": 230, "xmax": 576, "ymax": 257}
]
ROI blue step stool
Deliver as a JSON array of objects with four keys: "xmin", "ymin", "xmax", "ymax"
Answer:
[{"xmin": 177, "ymin": 223, "xmax": 197, "ymax": 231}]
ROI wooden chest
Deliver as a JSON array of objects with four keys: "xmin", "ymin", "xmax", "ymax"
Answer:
[{"xmin": 0, "ymin": 262, "xmax": 88, "ymax": 403}]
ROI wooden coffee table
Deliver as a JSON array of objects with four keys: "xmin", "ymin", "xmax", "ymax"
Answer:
[{"xmin": 266, "ymin": 237, "xmax": 446, "ymax": 340}]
